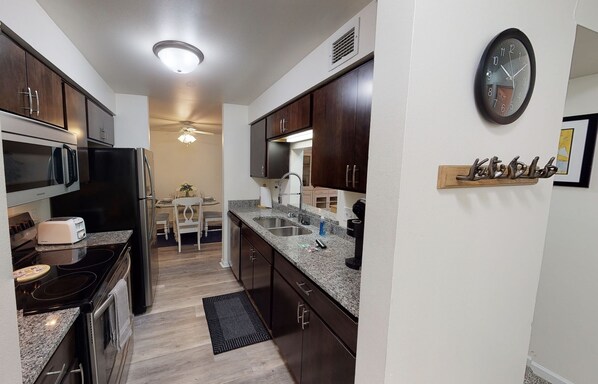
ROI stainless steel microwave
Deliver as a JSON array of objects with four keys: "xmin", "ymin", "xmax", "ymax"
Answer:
[{"xmin": 0, "ymin": 112, "xmax": 79, "ymax": 207}]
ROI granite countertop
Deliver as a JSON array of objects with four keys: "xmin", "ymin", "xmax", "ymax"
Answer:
[
  {"xmin": 36, "ymin": 230, "xmax": 133, "ymax": 251},
  {"xmin": 229, "ymin": 205, "xmax": 361, "ymax": 318},
  {"xmin": 18, "ymin": 308, "xmax": 80, "ymax": 384}
]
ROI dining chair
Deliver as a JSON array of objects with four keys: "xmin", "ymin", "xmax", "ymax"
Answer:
[
  {"xmin": 203, "ymin": 210, "xmax": 222, "ymax": 238},
  {"xmin": 172, "ymin": 197, "xmax": 203, "ymax": 253},
  {"xmin": 156, "ymin": 212, "xmax": 170, "ymax": 240}
]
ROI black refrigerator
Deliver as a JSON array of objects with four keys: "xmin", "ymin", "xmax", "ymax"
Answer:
[{"xmin": 51, "ymin": 147, "xmax": 158, "ymax": 315}]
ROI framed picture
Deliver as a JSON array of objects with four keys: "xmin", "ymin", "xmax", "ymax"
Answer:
[{"xmin": 554, "ymin": 114, "xmax": 598, "ymax": 187}]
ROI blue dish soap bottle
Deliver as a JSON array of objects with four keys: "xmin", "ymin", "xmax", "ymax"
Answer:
[{"xmin": 319, "ymin": 215, "xmax": 326, "ymax": 236}]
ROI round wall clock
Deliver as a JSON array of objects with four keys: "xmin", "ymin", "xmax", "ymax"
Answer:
[{"xmin": 475, "ymin": 28, "xmax": 536, "ymax": 124}]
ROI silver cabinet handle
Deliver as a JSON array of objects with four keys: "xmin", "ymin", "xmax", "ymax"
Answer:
[
  {"xmin": 34, "ymin": 89, "xmax": 40, "ymax": 116},
  {"xmin": 296, "ymin": 302, "xmax": 304, "ymax": 324},
  {"xmin": 352, "ymin": 165, "xmax": 358, "ymax": 189},
  {"xmin": 261, "ymin": 165, "xmax": 265, "ymax": 177},
  {"xmin": 300, "ymin": 307, "xmax": 310, "ymax": 330},
  {"xmin": 46, "ymin": 363, "xmax": 67, "ymax": 384},
  {"xmin": 345, "ymin": 165, "xmax": 350, "ymax": 187},
  {"xmin": 282, "ymin": 118, "xmax": 286, "ymax": 132},
  {"xmin": 70, "ymin": 363, "xmax": 85, "ymax": 384},
  {"xmin": 296, "ymin": 281, "xmax": 312, "ymax": 296},
  {"xmin": 19, "ymin": 87, "xmax": 33, "ymax": 115}
]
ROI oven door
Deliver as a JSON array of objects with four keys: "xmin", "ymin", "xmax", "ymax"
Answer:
[{"xmin": 87, "ymin": 249, "xmax": 133, "ymax": 384}]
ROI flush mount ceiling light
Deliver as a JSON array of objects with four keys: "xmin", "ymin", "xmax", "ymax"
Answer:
[{"xmin": 153, "ymin": 40, "xmax": 204, "ymax": 74}]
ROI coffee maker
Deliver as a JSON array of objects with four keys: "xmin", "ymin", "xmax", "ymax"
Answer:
[{"xmin": 346, "ymin": 199, "xmax": 365, "ymax": 270}]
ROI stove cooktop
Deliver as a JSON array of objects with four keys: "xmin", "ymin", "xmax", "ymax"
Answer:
[{"xmin": 13, "ymin": 242, "xmax": 127, "ymax": 315}]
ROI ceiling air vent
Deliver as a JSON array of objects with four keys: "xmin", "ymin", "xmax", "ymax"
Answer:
[{"xmin": 329, "ymin": 18, "xmax": 359, "ymax": 71}]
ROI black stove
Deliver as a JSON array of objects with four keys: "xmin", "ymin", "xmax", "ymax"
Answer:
[{"xmin": 14, "ymin": 241, "xmax": 127, "ymax": 315}]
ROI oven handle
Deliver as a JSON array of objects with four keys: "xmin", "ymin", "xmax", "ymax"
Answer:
[{"xmin": 93, "ymin": 250, "xmax": 131, "ymax": 321}]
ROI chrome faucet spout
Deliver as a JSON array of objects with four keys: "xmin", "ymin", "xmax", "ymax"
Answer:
[{"xmin": 279, "ymin": 172, "xmax": 303, "ymax": 211}]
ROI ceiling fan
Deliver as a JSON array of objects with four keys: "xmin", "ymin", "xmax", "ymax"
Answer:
[{"xmin": 149, "ymin": 117, "xmax": 219, "ymax": 135}]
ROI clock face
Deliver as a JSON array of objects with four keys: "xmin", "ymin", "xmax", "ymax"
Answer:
[{"xmin": 475, "ymin": 29, "xmax": 536, "ymax": 124}]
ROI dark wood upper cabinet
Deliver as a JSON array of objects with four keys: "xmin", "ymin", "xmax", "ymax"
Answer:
[
  {"xmin": 0, "ymin": 34, "xmax": 27, "ymax": 116},
  {"xmin": 26, "ymin": 54, "xmax": 64, "ymax": 127},
  {"xmin": 311, "ymin": 60, "xmax": 374, "ymax": 193},
  {"xmin": 250, "ymin": 119, "xmax": 290, "ymax": 179},
  {"xmin": 266, "ymin": 94, "xmax": 311, "ymax": 139},
  {"xmin": 87, "ymin": 99, "xmax": 114, "ymax": 146},
  {"xmin": 0, "ymin": 34, "xmax": 64, "ymax": 127},
  {"xmin": 250, "ymin": 120, "xmax": 267, "ymax": 177},
  {"xmin": 64, "ymin": 83, "xmax": 89, "ymax": 183}
]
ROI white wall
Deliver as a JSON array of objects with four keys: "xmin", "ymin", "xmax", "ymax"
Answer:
[
  {"xmin": 114, "ymin": 94, "xmax": 150, "ymax": 149},
  {"xmin": 528, "ymin": 74, "xmax": 598, "ymax": 384},
  {"xmin": 576, "ymin": 0, "xmax": 598, "ymax": 32},
  {"xmin": 248, "ymin": 1, "xmax": 377, "ymax": 122},
  {"xmin": 221, "ymin": 104, "xmax": 261, "ymax": 266},
  {"xmin": 0, "ymin": 0, "xmax": 115, "ymax": 111},
  {"xmin": 150, "ymin": 130, "xmax": 223, "ymax": 202},
  {"xmin": 356, "ymin": 1, "xmax": 577, "ymax": 384},
  {"xmin": 0, "ymin": 128, "xmax": 23, "ymax": 383}
]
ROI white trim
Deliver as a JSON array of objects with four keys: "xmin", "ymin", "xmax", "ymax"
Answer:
[
  {"xmin": 527, "ymin": 357, "xmax": 576, "ymax": 384},
  {"xmin": 219, "ymin": 260, "xmax": 231, "ymax": 268}
]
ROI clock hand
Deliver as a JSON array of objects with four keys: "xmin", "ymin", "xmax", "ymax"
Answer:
[
  {"xmin": 500, "ymin": 65, "xmax": 512, "ymax": 79},
  {"xmin": 512, "ymin": 63, "xmax": 529, "ymax": 79}
]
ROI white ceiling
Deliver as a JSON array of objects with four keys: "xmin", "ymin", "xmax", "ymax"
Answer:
[{"xmin": 36, "ymin": 0, "xmax": 372, "ymax": 133}]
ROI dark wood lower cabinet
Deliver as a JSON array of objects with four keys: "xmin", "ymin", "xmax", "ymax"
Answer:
[
  {"xmin": 301, "ymin": 308, "xmax": 355, "ymax": 384},
  {"xmin": 272, "ymin": 271, "xmax": 304, "ymax": 382},
  {"xmin": 35, "ymin": 324, "xmax": 83, "ymax": 384},
  {"xmin": 240, "ymin": 233, "xmax": 272, "ymax": 329},
  {"xmin": 272, "ymin": 271, "xmax": 356, "ymax": 384}
]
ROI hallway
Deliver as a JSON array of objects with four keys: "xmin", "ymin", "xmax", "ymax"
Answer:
[{"xmin": 125, "ymin": 243, "xmax": 294, "ymax": 384}]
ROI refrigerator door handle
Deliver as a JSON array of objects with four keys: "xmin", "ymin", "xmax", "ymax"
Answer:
[{"xmin": 143, "ymin": 153, "xmax": 157, "ymax": 242}]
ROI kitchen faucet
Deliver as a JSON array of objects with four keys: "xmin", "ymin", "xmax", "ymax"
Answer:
[{"xmin": 278, "ymin": 172, "xmax": 303, "ymax": 212}]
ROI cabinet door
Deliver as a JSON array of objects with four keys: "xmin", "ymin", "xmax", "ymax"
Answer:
[
  {"xmin": 285, "ymin": 94, "xmax": 311, "ymax": 135},
  {"xmin": 352, "ymin": 60, "xmax": 374, "ymax": 193},
  {"xmin": 0, "ymin": 35, "xmax": 28, "ymax": 116},
  {"xmin": 266, "ymin": 141, "xmax": 290, "ymax": 179},
  {"xmin": 250, "ymin": 119, "xmax": 267, "ymax": 177},
  {"xmin": 251, "ymin": 249, "xmax": 272, "ymax": 329},
  {"xmin": 240, "ymin": 235, "xmax": 253, "ymax": 290},
  {"xmin": 311, "ymin": 67, "xmax": 358, "ymax": 190},
  {"xmin": 272, "ymin": 271, "xmax": 303, "ymax": 383},
  {"xmin": 266, "ymin": 94, "xmax": 312, "ymax": 139},
  {"xmin": 301, "ymin": 308, "xmax": 356, "ymax": 384},
  {"xmin": 34, "ymin": 325, "xmax": 77, "ymax": 384},
  {"xmin": 26, "ymin": 53, "xmax": 64, "ymax": 127},
  {"xmin": 266, "ymin": 109, "xmax": 286, "ymax": 139},
  {"xmin": 64, "ymin": 84, "xmax": 89, "ymax": 183},
  {"xmin": 87, "ymin": 99, "xmax": 114, "ymax": 145}
]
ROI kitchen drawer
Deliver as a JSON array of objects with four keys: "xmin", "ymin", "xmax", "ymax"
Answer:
[
  {"xmin": 274, "ymin": 251, "xmax": 358, "ymax": 354},
  {"xmin": 241, "ymin": 225, "xmax": 273, "ymax": 264}
]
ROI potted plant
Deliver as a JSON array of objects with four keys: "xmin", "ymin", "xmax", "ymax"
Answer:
[{"xmin": 179, "ymin": 182, "xmax": 195, "ymax": 197}]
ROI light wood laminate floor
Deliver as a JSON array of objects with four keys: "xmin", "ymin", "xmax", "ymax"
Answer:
[{"xmin": 126, "ymin": 243, "xmax": 295, "ymax": 384}]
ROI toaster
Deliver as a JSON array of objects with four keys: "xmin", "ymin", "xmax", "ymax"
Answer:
[{"xmin": 37, "ymin": 217, "xmax": 87, "ymax": 244}]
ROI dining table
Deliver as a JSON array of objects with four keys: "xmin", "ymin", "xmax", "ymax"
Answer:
[{"xmin": 155, "ymin": 197, "xmax": 220, "ymax": 208}]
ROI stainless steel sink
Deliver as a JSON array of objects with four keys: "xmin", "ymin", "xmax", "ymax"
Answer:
[
  {"xmin": 253, "ymin": 216, "xmax": 312, "ymax": 236},
  {"xmin": 253, "ymin": 217, "xmax": 296, "ymax": 228},
  {"xmin": 268, "ymin": 226, "xmax": 312, "ymax": 237}
]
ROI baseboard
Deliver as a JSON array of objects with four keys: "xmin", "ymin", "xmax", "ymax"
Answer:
[
  {"xmin": 527, "ymin": 357, "xmax": 575, "ymax": 384},
  {"xmin": 219, "ymin": 260, "xmax": 231, "ymax": 268}
]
